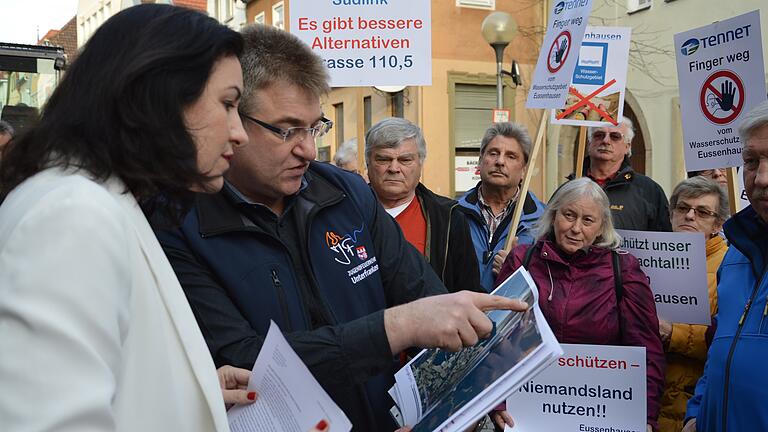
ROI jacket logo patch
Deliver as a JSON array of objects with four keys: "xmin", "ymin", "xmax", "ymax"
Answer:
[
  {"xmin": 325, "ymin": 230, "xmax": 356, "ymax": 265},
  {"xmin": 356, "ymin": 246, "xmax": 368, "ymax": 260},
  {"xmin": 610, "ymin": 204, "xmax": 624, "ymax": 211}
]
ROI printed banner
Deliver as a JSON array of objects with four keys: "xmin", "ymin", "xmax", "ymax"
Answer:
[
  {"xmin": 551, "ymin": 26, "xmax": 631, "ymax": 127},
  {"xmin": 507, "ymin": 344, "xmax": 646, "ymax": 432},
  {"xmin": 290, "ymin": 0, "xmax": 431, "ymax": 87},
  {"xmin": 674, "ymin": 10, "xmax": 767, "ymax": 171},
  {"xmin": 616, "ymin": 230, "xmax": 710, "ymax": 325},
  {"xmin": 526, "ymin": 0, "xmax": 593, "ymax": 109}
]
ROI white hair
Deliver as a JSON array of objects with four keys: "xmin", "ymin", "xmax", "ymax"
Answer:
[
  {"xmin": 588, "ymin": 116, "xmax": 635, "ymax": 157},
  {"xmin": 334, "ymin": 138, "xmax": 358, "ymax": 166}
]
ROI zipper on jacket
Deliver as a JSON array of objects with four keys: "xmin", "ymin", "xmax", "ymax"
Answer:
[
  {"xmin": 270, "ymin": 268, "xmax": 293, "ymax": 332},
  {"xmin": 721, "ymin": 269, "xmax": 768, "ymax": 431}
]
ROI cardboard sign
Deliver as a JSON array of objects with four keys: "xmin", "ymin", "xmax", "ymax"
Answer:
[
  {"xmin": 674, "ymin": 10, "xmax": 767, "ymax": 172},
  {"xmin": 526, "ymin": 0, "xmax": 592, "ymax": 109},
  {"xmin": 616, "ymin": 230, "xmax": 710, "ymax": 325},
  {"xmin": 454, "ymin": 156, "xmax": 481, "ymax": 193},
  {"xmin": 507, "ymin": 344, "xmax": 646, "ymax": 432},
  {"xmin": 290, "ymin": 0, "xmax": 431, "ymax": 87},
  {"xmin": 551, "ymin": 26, "xmax": 631, "ymax": 127}
]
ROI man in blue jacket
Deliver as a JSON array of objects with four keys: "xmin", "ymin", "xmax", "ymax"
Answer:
[
  {"xmin": 458, "ymin": 122, "xmax": 546, "ymax": 291},
  {"xmin": 684, "ymin": 101, "xmax": 768, "ymax": 432},
  {"xmin": 155, "ymin": 24, "xmax": 525, "ymax": 432}
]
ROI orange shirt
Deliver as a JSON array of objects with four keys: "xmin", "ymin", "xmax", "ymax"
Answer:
[{"xmin": 394, "ymin": 198, "xmax": 427, "ymax": 255}]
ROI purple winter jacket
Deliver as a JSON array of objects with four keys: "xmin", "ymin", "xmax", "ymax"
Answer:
[{"xmin": 496, "ymin": 240, "xmax": 665, "ymax": 431}]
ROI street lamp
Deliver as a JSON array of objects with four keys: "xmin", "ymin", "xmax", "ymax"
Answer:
[{"xmin": 481, "ymin": 12, "xmax": 519, "ymax": 109}]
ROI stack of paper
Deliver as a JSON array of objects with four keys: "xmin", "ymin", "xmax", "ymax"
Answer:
[{"xmin": 389, "ymin": 268, "xmax": 563, "ymax": 432}]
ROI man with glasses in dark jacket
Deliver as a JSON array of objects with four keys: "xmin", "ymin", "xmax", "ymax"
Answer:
[{"xmin": 571, "ymin": 116, "xmax": 671, "ymax": 232}]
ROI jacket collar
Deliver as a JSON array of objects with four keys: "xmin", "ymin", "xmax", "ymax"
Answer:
[
  {"xmin": 568, "ymin": 156, "xmax": 634, "ymax": 186},
  {"xmin": 104, "ymin": 177, "xmax": 229, "ymax": 430},
  {"xmin": 195, "ymin": 163, "xmax": 345, "ymax": 237},
  {"xmin": 724, "ymin": 205, "xmax": 768, "ymax": 276},
  {"xmin": 462, "ymin": 181, "xmax": 538, "ymax": 217}
]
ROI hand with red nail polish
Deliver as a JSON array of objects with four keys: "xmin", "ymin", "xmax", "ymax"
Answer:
[{"xmin": 217, "ymin": 365, "xmax": 255, "ymax": 409}]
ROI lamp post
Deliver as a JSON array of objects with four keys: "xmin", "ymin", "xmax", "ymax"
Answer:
[{"xmin": 481, "ymin": 12, "xmax": 518, "ymax": 109}]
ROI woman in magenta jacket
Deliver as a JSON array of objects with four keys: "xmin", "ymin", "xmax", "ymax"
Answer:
[{"xmin": 496, "ymin": 177, "xmax": 665, "ymax": 432}]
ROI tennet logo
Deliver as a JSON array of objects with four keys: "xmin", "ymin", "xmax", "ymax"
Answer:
[
  {"xmin": 680, "ymin": 38, "xmax": 700, "ymax": 56},
  {"xmin": 553, "ymin": 0, "xmax": 587, "ymax": 14}
]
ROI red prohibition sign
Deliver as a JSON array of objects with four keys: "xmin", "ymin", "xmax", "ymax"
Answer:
[
  {"xmin": 699, "ymin": 70, "xmax": 745, "ymax": 125},
  {"xmin": 547, "ymin": 30, "xmax": 572, "ymax": 73}
]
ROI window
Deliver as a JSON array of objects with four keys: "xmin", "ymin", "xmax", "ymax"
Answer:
[
  {"xmin": 219, "ymin": 0, "xmax": 233, "ymax": 21},
  {"xmin": 392, "ymin": 91, "xmax": 404, "ymax": 118},
  {"xmin": 334, "ymin": 103, "xmax": 344, "ymax": 147},
  {"xmin": 456, "ymin": 0, "xmax": 495, "ymax": 10},
  {"xmin": 364, "ymin": 96, "xmax": 372, "ymax": 133},
  {"xmin": 254, "ymin": 12, "xmax": 265, "ymax": 24},
  {"xmin": 454, "ymin": 84, "xmax": 496, "ymax": 149},
  {"xmin": 627, "ymin": 0, "xmax": 651, "ymax": 13},
  {"xmin": 272, "ymin": 2, "xmax": 285, "ymax": 30}
]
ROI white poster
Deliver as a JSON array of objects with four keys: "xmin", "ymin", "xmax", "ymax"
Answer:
[
  {"xmin": 526, "ymin": 0, "xmax": 593, "ymax": 109},
  {"xmin": 455, "ymin": 156, "xmax": 481, "ymax": 193},
  {"xmin": 551, "ymin": 26, "xmax": 631, "ymax": 127},
  {"xmin": 507, "ymin": 344, "xmax": 646, "ymax": 432},
  {"xmin": 616, "ymin": 230, "xmax": 710, "ymax": 325},
  {"xmin": 736, "ymin": 166, "xmax": 751, "ymax": 211},
  {"xmin": 674, "ymin": 10, "xmax": 767, "ymax": 172},
  {"xmin": 290, "ymin": 0, "xmax": 431, "ymax": 87}
]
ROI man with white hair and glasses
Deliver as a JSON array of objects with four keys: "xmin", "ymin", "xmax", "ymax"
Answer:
[{"xmin": 571, "ymin": 116, "xmax": 671, "ymax": 231}]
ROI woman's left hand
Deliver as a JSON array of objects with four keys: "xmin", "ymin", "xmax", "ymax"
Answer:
[
  {"xmin": 218, "ymin": 365, "xmax": 256, "ymax": 409},
  {"xmin": 490, "ymin": 410, "xmax": 514, "ymax": 429}
]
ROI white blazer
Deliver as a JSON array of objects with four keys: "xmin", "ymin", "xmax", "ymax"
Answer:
[{"xmin": 0, "ymin": 168, "xmax": 230, "ymax": 432}]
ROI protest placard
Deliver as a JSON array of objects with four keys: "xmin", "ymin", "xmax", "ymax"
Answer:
[
  {"xmin": 551, "ymin": 26, "xmax": 631, "ymax": 127},
  {"xmin": 616, "ymin": 229, "xmax": 709, "ymax": 325},
  {"xmin": 507, "ymin": 344, "xmax": 646, "ymax": 432},
  {"xmin": 526, "ymin": 0, "xmax": 592, "ymax": 109},
  {"xmin": 289, "ymin": 0, "xmax": 431, "ymax": 87},
  {"xmin": 674, "ymin": 10, "xmax": 767, "ymax": 172}
]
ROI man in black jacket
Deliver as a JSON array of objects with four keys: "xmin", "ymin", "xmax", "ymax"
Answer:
[
  {"xmin": 365, "ymin": 117, "xmax": 482, "ymax": 293},
  {"xmin": 572, "ymin": 116, "xmax": 672, "ymax": 231},
  {"xmin": 155, "ymin": 25, "xmax": 525, "ymax": 431}
]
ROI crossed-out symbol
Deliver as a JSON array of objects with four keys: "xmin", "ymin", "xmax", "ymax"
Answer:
[
  {"xmin": 555, "ymin": 79, "xmax": 618, "ymax": 125},
  {"xmin": 699, "ymin": 70, "xmax": 745, "ymax": 125},
  {"xmin": 547, "ymin": 30, "xmax": 572, "ymax": 73}
]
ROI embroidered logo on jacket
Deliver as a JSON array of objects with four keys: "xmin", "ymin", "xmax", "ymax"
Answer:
[{"xmin": 324, "ymin": 226, "xmax": 379, "ymax": 284}]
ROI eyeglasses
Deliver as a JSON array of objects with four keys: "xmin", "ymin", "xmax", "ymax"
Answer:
[
  {"xmin": 591, "ymin": 131, "xmax": 625, "ymax": 142},
  {"xmin": 673, "ymin": 203, "xmax": 718, "ymax": 219},
  {"xmin": 240, "ymin": 113, "xmax": 333, "ymax": 143},
  {"xmin": 698, "ymin": 168, "xmax": 726, "ymax": 178}
]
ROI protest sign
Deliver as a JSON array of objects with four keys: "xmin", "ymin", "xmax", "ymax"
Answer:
[
  {"xmin": 526, "ymin": 0, "xmax": 592, "ymax": 109},
  {"xmin": 454, "ymin": 156, "xmax": 481, "ymax": 193},
  {"xmin": 674, "ymin": 10, "xmax": 766, "ymax": 172},
  {"xmin": 616, "ymin": 229, "xmax": 710, "ymax": 325},
  {"xmin": 552, "ymin": 26, "xmax": 631, "ymax": 127},
  {"xmin": 290, "ymin": 0, "xmax": 431, "ymax": 87},
  {"xmin": 735, "ymin": 166, "xmax": 751, "ymax": 211},
  {"xmin": 507, "ymin": 344, "xmax": 646, "ymax": 432}
]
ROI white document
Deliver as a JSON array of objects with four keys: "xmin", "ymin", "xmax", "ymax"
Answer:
[
  {"xmin": 674, "ymin": 10, "xmax": 767, "ymax": 172},
  {"xmin": 617, "ymin": 229, "xmax": 710, "ymax": 325},
  {"xmin": 227, "ymin": 321, "xmax": 351, "ymax": 432},
  {"xmin": 290, "ymin": 0, "xmax": 431, "ymax": 87},
  {"xmin": 507, "ymin": 344, "xmax": 647, "ymax": 432},
  {"xmin": 551, "ymin": 26, "xmax": 632, "ymax": 127},
  {"xmin": 526, "ymin": 0, "xmax": 593, "ymax": 109},
  {"xmin": 390, "ymin": 268, "xmax": 563, "ymax": 432}
]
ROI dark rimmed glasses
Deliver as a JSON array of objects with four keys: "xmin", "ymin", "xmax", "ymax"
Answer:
[
  {"xmin": 591, "ymin": 130, "xmax": 625, "ymax": 142},
  {"xmin": 673, "ymin": 203, "xmax": 718, "ymax": 220},
  {"xmin": 240, "ymin": 113, "xmax": 333, "ymax": 143}
]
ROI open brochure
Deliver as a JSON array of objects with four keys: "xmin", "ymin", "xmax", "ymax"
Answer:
[{"xmin": 389, "ymin": 267, "xmax": 563, "ymax": 432}]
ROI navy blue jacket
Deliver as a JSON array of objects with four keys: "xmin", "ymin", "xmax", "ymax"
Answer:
[{"xmin": 155, "ymin": 162, "xmax": 447, "ymax": 431}]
